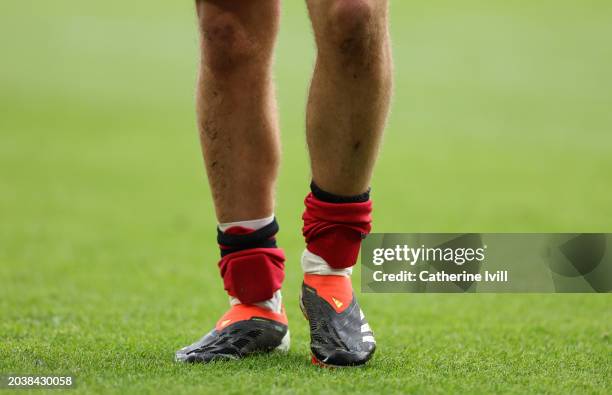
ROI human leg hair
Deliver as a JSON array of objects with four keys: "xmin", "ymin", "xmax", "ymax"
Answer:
[
  {"xmin": 195, "ymin": 0, "xmax": 281, "ymax": 222},
  {"xmin": 305, "ymin": 0, "xmax": 393, "ymax": 196},
  {"xmin": 297, "ymin": 0, "xmax": 392, "ymax": 368}
]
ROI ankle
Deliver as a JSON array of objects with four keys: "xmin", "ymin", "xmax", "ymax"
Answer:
[{"xmin": 217, "ymin": 216, "xmax": 285, "ymax": 306}]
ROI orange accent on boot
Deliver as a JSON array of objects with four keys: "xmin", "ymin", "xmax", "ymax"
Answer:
[
  {"xmin": 303, "ymin": 274, "xmax": 353, "ymax": 313},
  {"xmin": 215, "ymin": 304, "xmax": 288, "ymax": 331},
  {"xmin": 311, "ymin": 354, "xmax": 333, "ymax": 368}
]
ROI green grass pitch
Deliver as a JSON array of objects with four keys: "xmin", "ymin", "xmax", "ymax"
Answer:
[{"xmin": 1, "ymin": 1, "xmax": 611, "ymax": 393}]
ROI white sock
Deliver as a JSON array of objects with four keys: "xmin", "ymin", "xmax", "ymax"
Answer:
[
  {"xmin": 229, "ymin": 290, "xmax": 282, "ymax": 314},
  {"xmin": 220, "ymin": 215, "xmax": 281, "ymax": 313},
  {"xmin": 301, "ymin": 249, "xmax": 352, "ymax": 277},
  {"xmin": 218, "ymin": 215, "xmax": 274, "ymax": 232}
]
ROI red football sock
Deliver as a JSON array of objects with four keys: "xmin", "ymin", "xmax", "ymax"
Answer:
[
  {"xmin": 217, "ymin": 219, "xmax": 285, "ymax": 304},
  {"xmin": 302, "ymin": 186, "xmax": 372, "ymax": 270}
]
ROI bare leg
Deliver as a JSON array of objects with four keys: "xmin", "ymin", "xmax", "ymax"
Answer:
[
  {"xmin": 175, "ymin": 1, "xmax": 288, "ymax": 364},
  {"xmin": 195, "ymin": 0, "xmax": 281, "ymax": 222},
  {"xmin": 305, "ymin": 0, "xmax": 392, "ymax": 195},
  {"xmin": 298, "ymin": 1, "xmax": 392, "ymax": 366}
]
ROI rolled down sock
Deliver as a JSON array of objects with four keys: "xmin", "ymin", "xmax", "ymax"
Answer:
[
  {"xmin": 301, "ymin": 182, "xmax": 372, "ymax": 275},
  {"xmin": 217, "ymin": 216, "xmax": 284, "ymax": 313}
]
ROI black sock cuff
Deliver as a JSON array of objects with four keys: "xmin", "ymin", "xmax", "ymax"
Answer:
[
  {"xmin": 217, "ymin": 218, "xmax": 279, "ymax": 257},
  {"xmin": 310, "ymin": 181, "xmax": 370, "ymax": 204}
]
